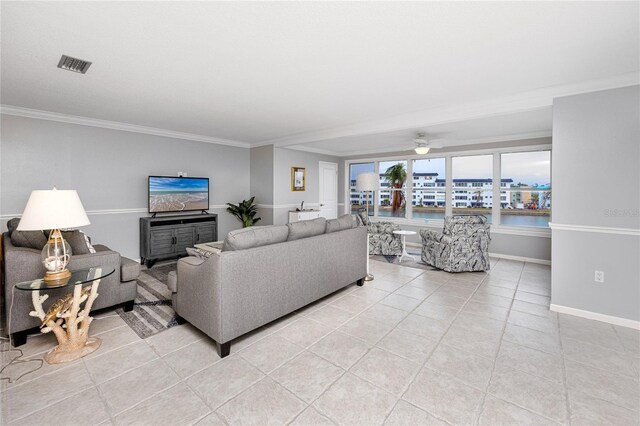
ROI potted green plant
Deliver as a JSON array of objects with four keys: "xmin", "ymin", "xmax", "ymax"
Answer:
[{"xmin": 226, "ymin": 196, "xmax": 262, "ymax": 228}]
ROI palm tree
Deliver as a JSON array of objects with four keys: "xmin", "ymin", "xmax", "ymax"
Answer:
[{"xmin": 383, "ymin": 163, "xmax": 407, "ymax": 216}]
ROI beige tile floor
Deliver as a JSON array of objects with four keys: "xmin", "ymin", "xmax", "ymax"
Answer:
[{"xmin": 1, "ymin": 258, "xmax": 639, "ymax": 425}]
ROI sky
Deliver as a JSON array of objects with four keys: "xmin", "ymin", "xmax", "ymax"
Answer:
[
  {"xmin": 149, "ymin": 177, "xmax": 209, "ymax": 192},
  {"xmin": 350, "ymin": 151, "xmax": 551, "ymax": 186}
]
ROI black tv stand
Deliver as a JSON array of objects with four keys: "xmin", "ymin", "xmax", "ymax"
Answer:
[{"xmin": 139, "ymin": 213, "xmax": 217, "ymax": 268}]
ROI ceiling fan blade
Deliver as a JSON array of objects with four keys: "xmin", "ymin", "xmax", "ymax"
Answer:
[{"xmin": 428, "ymin": 138, "xmax": 450, "ymax": 148}]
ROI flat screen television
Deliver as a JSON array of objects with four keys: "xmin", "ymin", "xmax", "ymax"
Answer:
[{"xmin": 148, "ymin": 176, "xmax": 209, "ymax": 213}]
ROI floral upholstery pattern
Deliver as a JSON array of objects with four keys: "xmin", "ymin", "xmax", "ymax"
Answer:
[
  {"xmin": 355, "ymin": 209, "xmax": 403, "ymax": 255},
  {"xmin": 420, "ymin": 215, "xmax": 491, "ymax": 272}
]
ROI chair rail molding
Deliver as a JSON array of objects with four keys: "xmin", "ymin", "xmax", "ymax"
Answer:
[
  {"xmin": 0, "ymin": 205, "xmax": 228, "ymax": 220},
  {"xmin": 549, "ymin": 222, "xmax": 640, "ymax": 237}
]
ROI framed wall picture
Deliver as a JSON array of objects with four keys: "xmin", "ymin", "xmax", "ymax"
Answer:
[{"xmin": 291, "ymin": 167, "xmax": 306, "ymax": 191}]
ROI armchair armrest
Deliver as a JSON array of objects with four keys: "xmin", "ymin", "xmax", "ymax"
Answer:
[
  {"xmin": 419, "ymin": 229, "xmax": 451, "ymax": 245},
  {"xmin": 369, "ymin": 221, "xmax": 401, "ymax": 234}
]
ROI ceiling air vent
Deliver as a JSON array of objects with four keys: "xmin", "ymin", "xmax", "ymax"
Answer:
[{"xmin": 57, "ymin": 55, "xmax": 92, "ymax": 74}]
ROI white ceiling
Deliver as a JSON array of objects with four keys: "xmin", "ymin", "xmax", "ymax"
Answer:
[{"xmin": 1, "ymin": 1, "xmax": 638, "ymax": 154}]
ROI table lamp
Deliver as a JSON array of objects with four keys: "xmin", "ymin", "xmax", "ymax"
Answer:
[
  {"xmin": 17, "ymin": 188, "xmax": 90, "ymax": 283},
  {"xmin": 355, "ymin": 172, "xmax": 380, "ymax": 281}
]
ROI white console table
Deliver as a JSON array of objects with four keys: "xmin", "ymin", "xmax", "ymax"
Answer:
[{"xmin": 288, "ymin": 210, "xmax": 321, "ymax": 223}]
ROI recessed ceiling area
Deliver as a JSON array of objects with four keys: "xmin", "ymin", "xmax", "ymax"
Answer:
[
  {"xmin": 287, "ymin": 108, "xmax": 553, "ymax": 156},
  {"xmin": 1, "ymin": 1, "xmax": 638, "ymax": 153}
]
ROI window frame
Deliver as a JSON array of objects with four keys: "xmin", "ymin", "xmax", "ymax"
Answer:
[{"xmin": 343, "ymin": 144, "xmax": 552, "ymax": 238}]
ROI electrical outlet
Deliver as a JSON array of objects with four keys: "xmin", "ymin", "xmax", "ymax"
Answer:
[
  {"xmin": 594, "ymin": 270, "xmax": 605, "ymax": 283},
  {"xmin": 178, "ymin": 171, "xmax": 187, "ymax": 177}
]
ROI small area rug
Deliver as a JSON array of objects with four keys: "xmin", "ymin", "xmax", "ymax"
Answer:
[
  {"xmin": 370, "ymin": 250, "xmax": 435, "ymax": 271},
  {"xmin": 117, "ymin": 262, "xmax": 179, "ymax": 339}
]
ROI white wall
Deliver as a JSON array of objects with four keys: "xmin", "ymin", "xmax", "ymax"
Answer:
[
  {"xmin": 551, "ymin": 85, "xmax": 640, "ymax": 323},
  {"xmin": 1, "ymin": 115, "xmax": 250, "ymax": 259}
]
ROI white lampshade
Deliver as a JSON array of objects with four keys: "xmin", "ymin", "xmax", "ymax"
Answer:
[
  {"xmin": 17, "ymin": 189, "xmax": 90, "ymax": 231},
  {"xmin": 414, "ymin": 146, "xmax": 430, "ymax": 155},
  {"xmin": 355, "ymin": 172, "xmax": 380, "ymax": 192}
]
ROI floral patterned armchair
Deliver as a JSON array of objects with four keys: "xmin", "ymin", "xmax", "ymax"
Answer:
[
  {"xmin": 355, "ymin": 209, "xmax": 403, "ymax": 255},
  {"xmin": 420, "ymin": 215, "xmax": 491, "ymax": 272}
]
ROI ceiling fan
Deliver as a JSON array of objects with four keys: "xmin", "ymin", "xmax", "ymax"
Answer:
[{"xmin": 412, "ymin": 132, "xmax": 446, "ymax": 155}]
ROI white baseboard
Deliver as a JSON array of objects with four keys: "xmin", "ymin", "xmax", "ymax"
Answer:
[
  {"xmin": 550, "ymin": 304, "xmax": 640, "ymax": 330},
  {"xmin": 488, "ymin": 252, "xmax": 551, "ymax": 265}
]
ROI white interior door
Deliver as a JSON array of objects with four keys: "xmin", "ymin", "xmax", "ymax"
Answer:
[{"xmin": 318, "ymin": 161, "xmax": 338, "ymax": 219}]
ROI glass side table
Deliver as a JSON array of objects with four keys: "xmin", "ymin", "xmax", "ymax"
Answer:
[{"xmin": 15, "ymin": 267, "xmax": 115, "ymax": 364}]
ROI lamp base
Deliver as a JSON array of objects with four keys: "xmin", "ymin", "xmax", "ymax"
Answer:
[
  {"xmin": 364, "ymin": 273, "xmax": 374, "ymax": 281},
  {"xmin": 43, "ymin": 269, "xmax": 72, "ymax": 286}
]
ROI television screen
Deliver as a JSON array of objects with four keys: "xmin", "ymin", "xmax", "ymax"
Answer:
[{"xmin": 148, "ymin": 176, "xmax": 209, "ymax": 213}]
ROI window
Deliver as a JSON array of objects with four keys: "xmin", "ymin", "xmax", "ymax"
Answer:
[
  {"xmin": 345, "ymin": 146, "xmax": 551, "ymax": 232},
  {"xmin": 452, "ymin": 155, "xmax": 493, "ymax": 223},
  {"xmin": 379, "ymin": 161, "xmax": 407, "ymax": 218},
  {"xmin": 412, "ymin": 158, "xmax": 446, "ymax": 220},
  {"xmin": 501, "ymin": 151, "xmax": 551, "ymax": 227},
  {"xmin": 349, "ymin": 162, "xmax": 375, "ymax": 216}
]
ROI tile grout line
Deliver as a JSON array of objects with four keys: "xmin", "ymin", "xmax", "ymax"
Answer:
[
  {"xmin": 298, "ymin": 265, "xmax": 459, "ymax": 425},
  {"xmin": 377, "ymin": 261, "xmax": 498, "ymax": 425},
  {"xmin": 473, "ymin": 260, "xmax": 524, "ymax": 426}
]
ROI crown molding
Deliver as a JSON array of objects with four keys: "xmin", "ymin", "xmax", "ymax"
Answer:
[
  {"xmin": 312, "ymin": 131, "xmax": 552, "ymax": 157},
  {"xmin": 0, "ymin": 105, "xmax": 251, "ymax": 149},
  {"xmin": 260, "ymin": 72, "xmax": 639, "ymax": 148},
  {"xmin": 282, "ymin": 145, "xmax": 341, "ymax": 156}
]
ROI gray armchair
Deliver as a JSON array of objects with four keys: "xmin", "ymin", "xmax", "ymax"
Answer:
[
  {"xmin": 3, "ymin": 223, "xmax": 139, "ymax": 346},
  {"xmin": 419, "ymin": 215, "xmax": 491, "ymax": 272},
  {"xmin": 355, "ymin": 209, "xmax": 402, "ymax": 255}
]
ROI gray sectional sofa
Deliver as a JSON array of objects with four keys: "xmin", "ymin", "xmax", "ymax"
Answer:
[{"xmin": 169, "ymin": 215, "xmax": 367, "ymax": 357}]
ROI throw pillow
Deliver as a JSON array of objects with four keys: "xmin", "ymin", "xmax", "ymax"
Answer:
[
  {"xmin": 223, "ymin": 225, "xmax": 289, "ymax": 251},
  {"xmin": 60, "ymin": 230, "xmax": 91, "ymax": 255},
  {"xmin": 326, "ymin": 214, "xmax": 354, "ymax": 234},
  {"xmin": 8, "ymin": 218, "xmax": 48, "ymax": 250},
  {"xmin": 357, "ymin": 209, "xmax": 371, "ymax": 226},
  {"xmin": 287, "ymin": 217, "xmax": 327, "ymax": 241},
  {"xmin": 186, "ymin": 247, "xmax": 214, "ymax": 259}
]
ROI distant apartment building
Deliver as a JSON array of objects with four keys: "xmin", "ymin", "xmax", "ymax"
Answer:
[{"xmin": 350, "ymin": 173, "xmax": 522, "ymax": 208}]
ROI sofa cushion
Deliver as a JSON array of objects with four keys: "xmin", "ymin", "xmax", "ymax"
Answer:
[
  {"xmin": 287, "ymin": 217, "xmax": 326, "ymax": 241},
  {"xmin": 223, "ymin": 225, "xmax": 289, "ymax": 251},
  {"xmin": 326, "ymin": 214, "xmax": 354, "ymax": 234},
  {"xmin": 8, "ymin": 218, "xmax": 48, "ymax": 250}
]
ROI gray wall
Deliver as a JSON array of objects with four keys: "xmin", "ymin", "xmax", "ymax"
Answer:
[
  {"xmin": 272, "ymin": 147, "xmax": 341, "ymax": 225},
  {"xmin": 1, "ymin": 115, "xmax": 249, "ymax": 260},
  {"xmin": 340, "ymin": 137, "xmax": 553, "ymax": 261},
  {"xmin": 551, "ymin": 85, "xmax": 640, "ymax": 321},
  {"xmin": 250, "ymin": 145, "xmax": 275, "ymax": 225}
]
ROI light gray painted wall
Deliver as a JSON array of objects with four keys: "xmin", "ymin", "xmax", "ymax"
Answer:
[
  {"xmin": 392, "ymin": 223, "xmax": 551, "ymax": 261},
  {"xmin": 551, "ymin": 85, "xmax": 640, "ymax": 321},
  {"xmin": 1, "ymin": 115, "xmax": 249, "ymax": 260},
  {"xmin": 250, "ymin": 145, "xmax": 275, "ymax": 225},
  {"xmin": 340, "ymin": 137, "xmax": 553, "ymax": 261},
  {"xmin": 272, "ymin": 147, "xmax": 341, "ymax": 225}
]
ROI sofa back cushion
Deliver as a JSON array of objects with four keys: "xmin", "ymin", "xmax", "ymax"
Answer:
[
  {"xmin": 287, "ymin": 217, "xmax": 327, "ymax": 241},
  {"xmin": 326, "ymin": 214, "xmax": 354, "ymax": 234},
  {"xmin": 7, "ymin": 218, "xmax": 48, "ymax": 250},
  {"xmin": 223, "ymin": 225, "xmax": 289, "ymax": 251}
]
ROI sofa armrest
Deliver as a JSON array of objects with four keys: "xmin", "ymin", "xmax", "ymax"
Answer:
[{"xmin": 175, "ymin": 255, "xmax": 222, "ymax": 342}]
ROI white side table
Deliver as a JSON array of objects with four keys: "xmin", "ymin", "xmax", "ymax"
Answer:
[{"xmin": 392, "ymin": 230, "xmax": 417, "ymax": 263}]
